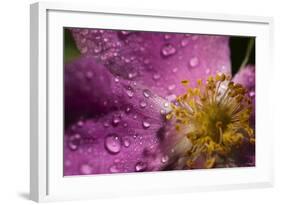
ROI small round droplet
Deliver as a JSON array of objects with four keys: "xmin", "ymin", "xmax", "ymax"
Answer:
[
  {"xmin": 109, "ymin": 165, "xmax": 119, "ymax": 173},
  {"xmin": 105, "ymin": 134, "xmax": 121, "ymax": 154},
  {"xmin": 80, "ymin": 164, "xmax": 92, "ymax": 175},
  {"xmin": 140, "ymin": 101, "xmax": 147, "ymax": 108},
  {"xmin": 68, "ymin": 134, "xmax": 81, "ymax": 151},
  {"xmin": 126, "ymin": 90, "xmax": 134, "ymax": 98},
  {"xmin": 161, "ymin": 44, "xmax": 176, "ymax": 57},
  {"xmin": 189, "ymin": 57, "xmax": 199, "ymax": 67},
  {"xmin": 128, "ymin": 72, "xmax": 137, "ymax": 79},
  {"xmin": 164, "ymin": 102, "xmax": 169, "ymax": 108},
  {"xmin": 123, "ymin": 138, "xmax": 131, "ymax": 148},
  {"xmin": 161, "ymin": 155, "xmax": 169, "ymax": 163},
  {"xmin": 112, "ymin": 116, "xmax": 120, "ymax": 126},
  {"xmin": 153, "ymin": 74, "xmax": 160, "ymax": 81},
  {"xmin": 164, "ymin": 34, "xmax": 171, "ymax": 40},
  {"xmin": 77, "ymin": 120, "xmax": 84, "ymax": 127},
  {"xmin": 103, "ymin": 121, "xmax": 110, "ymax": 128},
  {"xmin": 181, "ymin": 38, "xmax": 189, "ymax": 47},
  {"xmin": 125, "ymin": 106, "xmax": 131, "ymax": 113},
  {"xmin": 114, "ymin": 77, "xmax": 120, "ymax": 83},
  {"xmin": 85, "ymin": 71, "xmax": 93, "ymax": 79},
  {"xmin": 143, "ymin": 89, "xmax": 151, "ymax": 98},
  {"xmin": 142, "ymin": 120, "xmax": 151, "ymax": 129},
  {"xmin": 172, "ymin": 67, "xmax": 178, "ymax": 73},
  {"xmin": 168, "ymin": 84, "xmax": 176, "ymax": 91},
  {"xmin": 123, "ymin": 122, "xmax": 128, "ymax": 128},
  {"xmin": 249, "ymin": 91, "xmax": 255, "ymax": 97},
  {"xmin": 135, "ymin": 162, "xmax": 147, "ymax": 172}
]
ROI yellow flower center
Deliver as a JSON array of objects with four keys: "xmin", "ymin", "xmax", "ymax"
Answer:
[{"xmin": 166, "ymin": 73, "xmax": 255, "ymax": 169}]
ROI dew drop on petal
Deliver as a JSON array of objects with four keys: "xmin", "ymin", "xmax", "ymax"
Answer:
[
  {"xmin": 172, "ymin": 67, "xmax": 178, "ymax": 73},
  {"xmin": 123, "ymin": 138, "xmax": 131, "ymax": 148},
  {"xmin": 161, "ymin": 155, "xmax": 169, "ymax": 164},
  {"xmin": 109, "ymin": 165, "xmax": 119, "ymax": 173},
  {"xmin": 135, "ymin": 162, "xmax": 147, "ymax": 172},
  {"xmin": 181, "ymin": 38, "xmax": 189, "ymax": 47},
  {"xmin": 105, "ymin": 134, "xmax": 121, "ymax": 154},
  {"xmin": 80, "ymin": 164, "xmax": 92, "ymax": 175},
  {"xmin": 126, "ymin": 89, "xmax": 134, "ymax": 98},
  {"xmin": 142, "ymin": 120, "xmax": 151, "ymax": 129},
  {"xmin": 143, "ymin": 89, "xmax": 151, "ymax": 98},
  {"xmin": 161, "ymin": 44, "xmax": 176, "ymax": 57},
  {"xmin": 164, "ymin": 34, "xmax": 171, "ymax": 40},
  {"xmin": 85, "ymin": 71, "xmax": 93, "ymax": 79},
  {"xmin": 125, "ymin": 106, "xmax": 132, "ymax": 113},
  {"xmin": 249, "ymin": 91, "xmax": 255, "ymax": 97},
  {"xmin": 189, "ymin": 57, "xmax": 199, "ymax": 68},
  {"xmin": 168, "ymin": 84, "xmax": 176, "ymax": 91},
  {"xmin": 68, "ymin": 134, "xmax": 81, "ymax": 151},
  {"xmin": 112, "ymin": 116, "xmax": 121, "ymax": 126},
  {"xmin": 140, "ymin": 101, "xmax": 147, "ymax": 108},
  {"xmin": 103, "ymin": 121, "xmax": 110, "ymax": 128},
  {"xmin": 153, "ymin": 73, "xmax": 160, "ymax": 81}
]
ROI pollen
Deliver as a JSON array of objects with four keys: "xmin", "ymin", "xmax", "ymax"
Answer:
[{"xmin": 167, "ymin": 73, "xmax": 254, "ymax": 169}]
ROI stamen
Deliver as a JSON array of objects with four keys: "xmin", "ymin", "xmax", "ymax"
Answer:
[{"xmin": 167, "ymin": 73, "xmax": 254, "ymax": 169}]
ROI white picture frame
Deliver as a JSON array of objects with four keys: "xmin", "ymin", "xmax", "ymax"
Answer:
[{"xmin": 30, "ymin": 1, "xmax": 274, "ymax": 202}]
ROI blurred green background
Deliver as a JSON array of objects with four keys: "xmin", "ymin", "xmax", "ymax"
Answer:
[{"xmin": 64, "ymin": 29, "xmax": 255, "ymax": 75}]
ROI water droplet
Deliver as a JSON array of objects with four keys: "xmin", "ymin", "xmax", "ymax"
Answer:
[
  {"xmin": 189, "ymin": 57, "xmax": 199, "ymax": 67},
  {"xmin": 135, "ymin": 162, "xmax": 147, "ymax": 172},
  {"xmin": 181, "ymin": 38, "xmax": 189, "ymax": 47},
  {"xmin": 112, "ymin": 116, "xmax": 121, "ymax": 126},
  {"xmin": 142, "ymin": 120, "xmax": 151, "ymax": 129},
  {"xmin": 68, "ymin": 134, "xmax": 81, "ymax": 151},
  {"xmin": 164, "ymin": 34, "xmax": 171, "ymax": 40},
  {"xmin": 125, "ymin": 106, "xmax": 131, "ymax": 113},
  {"xmin": 161, "ymin": 44, "xmax": 176, "ymax": 57},
  {"xmin": 128, "ymin": 72, "xmax": 137, "ymax": 79},
  {"xmin": 77, "ymin": 120, "xmax": 84, "ymax": 127},
  {"xmin": 205, "ymin": 68, "xmax": 211, "ymax": 74},
  {"xmin": 114, "ymin": 77, "xmax": 120, "ymax": 83},
  {"xmin": 140, "ymin": 101, "xmax": 147, "ymax": 108},
  {"xmin": 121, "ymin": 31, "xmax": 130, "ymax": 35},
  {"xmin": 123, "ymin": 138, "xmax": 131, "ymax": 147},
  {"xmin": 126, "ymin": 87, "xmax": 134, "ymax": 98},
  {"xmin": 161, "ymin": 155, "xmax": 169, "ymax": 163},
  {"xmin": 153, "ymin": 73, "xmax": 160, "ymax": 80},
  {"xmin": 109, "ymin": 165, "xmax": 119, "ymax": 173},
  {"xmin": 105, "ymin": 134, "xmax": 121, "ymax": 154},
  {"xmin": 85, "ymin": 71, "xmax": 93, "ymax": 79},
  {"xmin": 249, "ymin": 91, "xmax": 255, "ymax": 97},
  {"xmin": 123, "ymin": 122, "xmax": 128, "ymax": 128},
  {"xmin": 168, "ymin": 84, "xmax": 176, "ymax": 91},
  {"xmin": 80, "ymin": 164, "xmax": 92, "ymax": 175},
  {"xmin": 103, "ymin": 121, "xmax": 110, "ymax": 128},
  {"xmin": 172, "ymin": 67, "xmax": 178, "ymax": 73},
  {"xmin": 144, "ymin": 59, "xmax": 150, "ymax": 65},
  {"xmin": 164, "ymin": 102, "xmax": 169, "ymax": 108},
  {"xmin": 160, "ymin": 109, "xmax": 166, "ymax": 115},
  {"xmin": 133, "ymin": 115, "xmax": 137, "ymax": 119},
  {"xmin": 143, "ymin": 89, "xmax": 151, "ymax": 98}
]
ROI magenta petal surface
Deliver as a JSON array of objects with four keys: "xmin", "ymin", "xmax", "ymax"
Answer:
[
  {"xmin": 233, "ymin": 65, "xmax": 255, "ymax": 124},
  {"xmin": 71, "ymin": 29, "xmax": 231, "ymax": 97},
  {"xmin": 65, "ymin": 56, "xmax": 168, "ymax": 126},
  {"xmin": 64, "ymin": 110, "xmax": 167, "ymax": 175}
]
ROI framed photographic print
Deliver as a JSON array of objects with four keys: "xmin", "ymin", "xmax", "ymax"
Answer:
[{"xmin": 30, "ymin": 2, "xmax": 274, "ymax": 202}]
